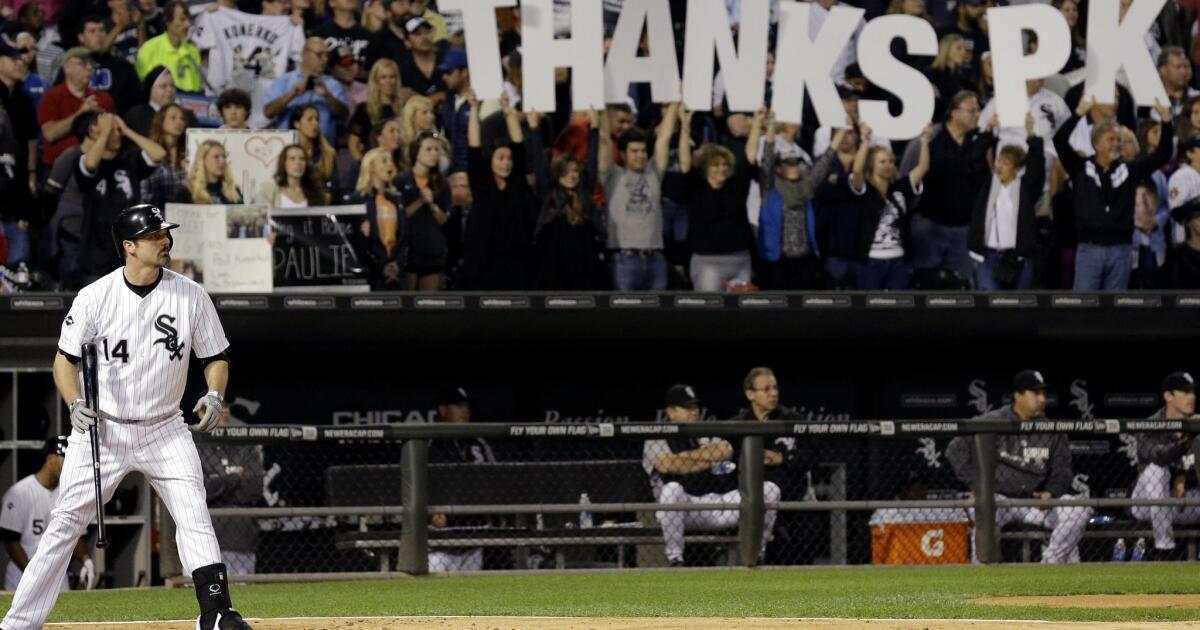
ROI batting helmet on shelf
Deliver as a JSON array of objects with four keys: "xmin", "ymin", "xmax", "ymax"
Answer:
[{"xmin": 111, "ymin": 204, "xmax": 180, "ymax": 256}]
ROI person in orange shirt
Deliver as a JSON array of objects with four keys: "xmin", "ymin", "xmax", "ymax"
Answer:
[{"xmin": 354, "ymin": 147, "xmax": 408, "ymax": 290}]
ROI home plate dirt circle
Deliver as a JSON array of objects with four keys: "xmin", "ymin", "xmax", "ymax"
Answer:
[
  {"xmin": 974, "ymin": 594, "xmax": 1200, "ymax": 609},
  {"xmin": 39, "ymin": 616, "xmax": 1200, "ymax": 629}
]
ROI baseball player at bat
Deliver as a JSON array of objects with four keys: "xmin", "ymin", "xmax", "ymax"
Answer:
[{"xmin": 1, "ymin": 205, "xmax": 252, "ymax": 630}]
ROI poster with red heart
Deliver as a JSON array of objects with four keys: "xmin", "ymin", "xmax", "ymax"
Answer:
[{"xmin": 186, "ymin": 128, "xmax": 298, "ymax": 207}]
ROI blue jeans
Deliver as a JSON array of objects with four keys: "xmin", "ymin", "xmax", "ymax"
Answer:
[
  {"xmin": 822, "ymin": 256, "xmax": 855, "ymax": 289},
  {"xmin": 1, "ymin": 220, "xmax": 30, "ymax": 266},
  {"xmin": 612, "ymin": 251, "xmax": 668, "ymax": 291},
  {"xmin": 911, "ymin": 215, "xmax": 970, "ymax": 279},
  {"xmin": 974, "ymin": 250, "xmax": 1033, "ymax": 291},
  {"xmin": 1074, "ymin": 243, "xmax": 1131, "ymax": 290},
  {"xmin": 854, "ymin": 258, "xmax": 911, "ymax": 290},
  {"xmin": 661, "ymin": 198, "xmax": 688, "ymax": 245}
]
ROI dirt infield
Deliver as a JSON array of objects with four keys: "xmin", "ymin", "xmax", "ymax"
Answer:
[
  {"xmin": 974, "ymin": 594, "xmax": 1200, "ymax": 609},
  {"xmin": 40, "ymin": 617, "xmax": 1200, "ymax": 629}
]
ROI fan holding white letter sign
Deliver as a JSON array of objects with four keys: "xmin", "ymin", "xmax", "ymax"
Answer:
[{"xmin": 445, "ymin": 0, "xmax": 1171, "ymax": 139}]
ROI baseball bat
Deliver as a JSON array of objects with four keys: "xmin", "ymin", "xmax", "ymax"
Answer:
[{"xmin": 80, "ymin": 343, "xmax": 108, "ymax": 549}]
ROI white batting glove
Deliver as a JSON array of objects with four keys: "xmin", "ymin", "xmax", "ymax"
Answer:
[
  {"xmin": 191, "ymin": 392, "xmax": 224, "ymax": 433},
  {"xmin": 69, "ymin": 399, "xmax": 98, "ymax": 434},
  {"xmin": 80, "ymin": 558, "xmax": 96, "ymax": 590}
]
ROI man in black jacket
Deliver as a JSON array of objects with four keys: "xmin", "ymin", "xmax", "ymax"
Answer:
[
  {"xmin": 428, "ymin": 387, "xmax": 495, "ymax": 572},
  {"xmin": 732, "ymin": 367, "xmax": 810, "ymax": 490},
  {"xmin": 946, "ymin": 370, "xmax": 1093, "ymax": 563},
  {"xmin": 912, "ymin": 90, "xmax": 991, "ymax": 287},
  {"xmin": 1054, "ymin": 97, "xmax": 1174, "ymax": 290},
  {"xmin": 1131, "ymin": 372, "xmax": 1200, "ymax": 560}
]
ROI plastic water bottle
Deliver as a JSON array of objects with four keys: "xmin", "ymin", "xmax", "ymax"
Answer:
[
  {"xmin": 1112, "ymin": 538, "xmax": 1126, "ymax": 562},
  {"xmin": 578, "ymin": 493, "xmax": 593, "ymax": 529},
  {"xmin": 1132, "ymin": 537, "xmax": 1147, "ymax": 561}
]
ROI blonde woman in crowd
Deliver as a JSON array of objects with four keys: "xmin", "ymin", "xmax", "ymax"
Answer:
[
  {"xmin": 350, "ymin": 59, "xmax": 404, "ymax": 161},
  {"xmin": 925, "ymin": 34, "xmax": 973, "ymax": 119},
  {"xmin": 399, "ymin": 95, "xmax": 441, "ymax": 168},
  {"xmin": 182, "ymin": 141, "xmax": 243, "ymax": 204},
  {"xmin": 354, "ymin": 147, "xmax": 408, "ymax": 290}
]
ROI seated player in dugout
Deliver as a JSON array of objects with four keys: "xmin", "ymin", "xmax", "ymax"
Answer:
[
  {"xmin": 0, "ymin": 437, "xmax": 96, "ymax": 592},
  {"xmin": 946, "ymin": 370, "xmax": 1093, "ymax": 563},
  {"xmin": 428, "ymin": 386, "xmax": 499, "ymax": 572},
  {"xmin": 643, "ymin": 384, "xmax": 780, "ymax": 566},
  {"xmin": 1132, "ymin": 372, "xmax": 1200, "ymax": 561}
]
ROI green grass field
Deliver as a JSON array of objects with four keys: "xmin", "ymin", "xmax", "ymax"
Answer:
[{"xmin": 12, "ymin": 564, "xmax": 1200, "ymax": 624}]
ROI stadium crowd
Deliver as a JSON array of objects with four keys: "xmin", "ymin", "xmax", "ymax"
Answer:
[{"xmin": 0, "ymin": 0, "xmax": 1199, "ymax": 292}]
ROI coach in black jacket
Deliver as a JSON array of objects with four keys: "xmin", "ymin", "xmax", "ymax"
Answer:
[
  {"xmin": 946, "ymin": 370, "xmax": 1093, "ymax": 563},
  {"xmin": 1053, "ymin": 97, "xmax": 1174, "ymax": 291}
]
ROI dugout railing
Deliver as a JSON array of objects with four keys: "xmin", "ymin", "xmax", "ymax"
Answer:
[{"xmin": 178, "ymin": 418, "xmax": 1200, "ymax": 581}]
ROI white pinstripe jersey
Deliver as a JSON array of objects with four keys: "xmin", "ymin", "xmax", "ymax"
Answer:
[
  {"xmin": 0, "ymin": 475, "xmax": 60, "ymax": 590},
  {"xmin": 58, "ymin": 268, "xmax": 229, "ymax": 422}
]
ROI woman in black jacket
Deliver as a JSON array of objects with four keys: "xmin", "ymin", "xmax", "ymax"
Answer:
[
  {"xmin": 968, "ymin": 114, "xmax": 1045, "ymax": 290},
  {"xmin": 925, "ymin": 35, "xmax": 974, "ymax": 120},
  {"xmin": 847, "ymin": 122, "xmax": 932, "ymax": 290},
  {"xmin": 679, "ymin": 107, "xmax": 765, "ymax": 291},
  {"xmin": 460, "ymin": 92, "xmax": 536, "ymax": 290},
  {"xmin": 530, "ymin": 111, "xmax": 605, "ymax": 290},
  {"xmin": 397, "ymin": 131, "xmax": 452, "ymax": 291},
  {"xmin": 351, "ymin": 147, "xmax": 408, "ymax": 290}
]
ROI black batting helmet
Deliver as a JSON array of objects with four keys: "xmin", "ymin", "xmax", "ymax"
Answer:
[{"xmin": 111, "ymin": 204, "xmax": 180, "ymax": 256}]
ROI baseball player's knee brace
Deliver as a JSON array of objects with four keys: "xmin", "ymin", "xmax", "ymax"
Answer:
[{"xmin": 192, "ymin": 563, "xmax": 234, "ymax": 614}]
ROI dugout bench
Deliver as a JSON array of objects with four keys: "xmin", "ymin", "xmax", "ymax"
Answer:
[
  {"xmin": 999, "ymin": 522, "xmax": 1200, "ymax": 562},
  {"xmin": 325, "ymin": 461, "xmax": 741, "ymax": 571}
]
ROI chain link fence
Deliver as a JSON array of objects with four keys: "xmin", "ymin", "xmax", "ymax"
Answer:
[{"xmin": 169, "ymin": 419, "xmax": 1200, "ymax": 579}]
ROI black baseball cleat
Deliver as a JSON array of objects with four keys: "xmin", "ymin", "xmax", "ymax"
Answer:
[{"xmin": 196, "ymin": 608, "xmax": 253, "ymax": 629}]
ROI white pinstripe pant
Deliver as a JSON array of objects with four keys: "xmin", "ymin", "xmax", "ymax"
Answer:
[
  {"xmin": 2, "ymin": 416, "xmax": 222, "ymax": 630},
  {"xmin": 656, "ymin": 481, "xmax": 780, "ymax": 563},
  {"xmin": 1131, "ymin": 464, "xmax": 1200, "ymax": 551}
]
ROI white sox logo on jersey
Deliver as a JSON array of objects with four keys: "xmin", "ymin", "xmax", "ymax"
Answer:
[{"xmin": 153, "ymin": 315, "xmax": 185, "ymax": 360}]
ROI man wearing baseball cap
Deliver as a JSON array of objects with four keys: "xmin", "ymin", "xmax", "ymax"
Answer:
[
  {"xmin": 439, "ymin": 47, "xmax": 472, "ymax": 173},
  {"xmin": 428, "ymin": 386, "xmax": 494, "ymax": 572},
  {"xmin": 643, "ymin": 385, "xmax": 780, "ymax": 566},
  {"xmin": 1131, "ymin": 372, "xmax": 1200, "ymax": 560},
  {"xmin": 0, "ymin": 437, "xmax": 95, "ymax": 591},
  {"xmin": 946, "ymin": 370, "xmax": 1093, "ymax": 563},
  {"xmin": 399, "ymin": 16, "xmax": 447, "ymax": 104}
]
